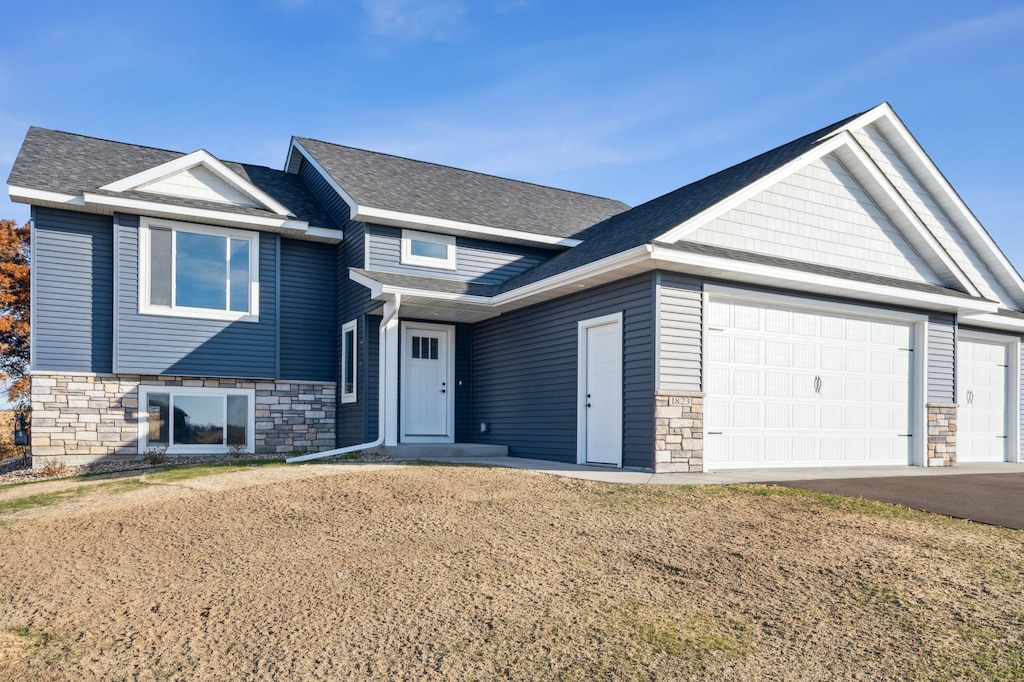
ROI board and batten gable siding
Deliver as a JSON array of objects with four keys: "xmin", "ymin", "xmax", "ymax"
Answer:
[
  {"xmin": 366, "ymin": 224, "xmax": 552, "ymax": 285},
  {"xmin": 656, "ymin": 272, "xmax": 702, "ymax": 392},
  {"xmin": 472, "ymin": 273, "xmax": 656, "ymax": 468},
  {"xmin": 114, "ymin": 215, "xmax": 278, "ymax": 378},
  {"xmin": 686, "ymin": 155, "xmax": 942, "ymax": 285},
  {"xmin": 926, "ymin": 313, "xmax": 955, "ymax": 404},
  {"xmin": 279, "ymin": 238, "xmax": 338, "ymax": 382},
  {"xmin": 32, "ymin": 207, "xmax": 114, "ymax": 373}
]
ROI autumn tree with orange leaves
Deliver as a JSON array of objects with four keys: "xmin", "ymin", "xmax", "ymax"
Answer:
[{"xmin": 0, "ymin": 219, "xmax": 30, "ymax": 408}]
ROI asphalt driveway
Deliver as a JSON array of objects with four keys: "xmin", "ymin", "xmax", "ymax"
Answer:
[{"xmin": 780, "ymin": 473, "xmax": 1024, "ymax": 530}]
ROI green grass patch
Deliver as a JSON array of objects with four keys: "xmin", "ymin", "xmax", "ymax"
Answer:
[
  {"xmin": 142, "ymin": 458, "xmax": 286, "ymax": 483},
  {"xmin": 8, "ymin": 625, "xmax": 79, "ymax": 668},
  {"xmin": 0, "ymin": 479, "xmax": 148, "ymax": 517}
]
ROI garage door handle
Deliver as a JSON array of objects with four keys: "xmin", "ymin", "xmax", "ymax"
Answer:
[
  {"xmin": 813, "ymin": 376, "xmax": 822, "ymax": 394},
  {"xmin": 966, "ymin": 390, "xmax": 974, "ymax": 405}
]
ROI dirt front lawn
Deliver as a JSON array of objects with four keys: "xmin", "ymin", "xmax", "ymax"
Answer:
[{"xmin": 0, "ymin": 464, "xmax": 1022, "ymax": 680}]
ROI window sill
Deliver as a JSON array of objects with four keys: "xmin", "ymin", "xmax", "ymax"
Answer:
[
  {"xmin": 139, "ymin": 305, "xmax": 259, "ymax": 323},
  {"xmin": 340, "ymin": 394, "xmax": 357, "ymax": 404}
]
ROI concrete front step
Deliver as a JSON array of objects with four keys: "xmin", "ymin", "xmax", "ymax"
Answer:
[{"xmin": 367, "ymin": 443, "xmax": 509, "ymax": 459}]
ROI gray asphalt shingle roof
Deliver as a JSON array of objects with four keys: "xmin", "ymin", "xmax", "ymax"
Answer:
[
  {"xmin": 294, "ymin": 137, "xmax": 630, "ymax": 239},
  {"xmin": 8, "ymin": 127, "xmax": 339, "ymax": 228}
]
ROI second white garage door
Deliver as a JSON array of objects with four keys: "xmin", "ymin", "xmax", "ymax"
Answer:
[{"xmin": 704, "ymin": 297, "xmax": 916, "ymax": 470}]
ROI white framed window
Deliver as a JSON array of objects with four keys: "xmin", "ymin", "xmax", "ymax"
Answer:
[
  {"xmin": 139, "ymin": 217, "xmax": 260, "ymax": 322},
  {"xmin": 401, "ymin": 229, "xmax": 456, "ymax": 269},
  {"xmin": 341, "ymin": 319, "xmax": 357, "ymax": 403},
  {"xmin": 138, "ymin": 385, "xmax": 256, "ymax": 454}
]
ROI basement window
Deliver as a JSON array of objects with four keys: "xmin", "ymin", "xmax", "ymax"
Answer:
[
  {"xmin": 139, "ymin": 385, "xmax": 255, "ymax": 454},
  {"xmin": 401, "ymin": 229, "xmax": 456, "ymax": 269}
]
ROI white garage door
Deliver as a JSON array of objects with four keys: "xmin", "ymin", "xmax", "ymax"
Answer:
[
  {"xmin": 957, "ymin": 338, "xmax": 1009, "ymax": 463},
  {"xmin": 704, "ymin": 298, "xmax": 915, "ymax": 470}
]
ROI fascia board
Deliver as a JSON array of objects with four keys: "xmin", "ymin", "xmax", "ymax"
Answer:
[
  {"xmin": 82, "ymin": 192, "xmax": 310, "ymax": 231},
  {"xmin": 100, "ymin": 150, "xmax": 294, "ymax": 217},
  {"xmin": 870, "ymin": 107, "xmax": 1024, "ymax": 305},
  {"xmin": 649, "ymin": 244, "xmax": 1000, "ymax": 315},
  {"xmin": 353, "ymin": 205, "xmax": 582, "ymax": 248},
  {"xmin": 654, "ymin": 131, "xmax": 853, "ymax": 245},
  {"xmin": 832, "ymin": 137, "xmax": 981, "ymax": 296},
  {"xmin": 8, "ymin": 185, "xmax": 85, "ymax": 206},
  {"xmin": 957, "ymin": 313, "xmax": 1024, "ymax": 334}
]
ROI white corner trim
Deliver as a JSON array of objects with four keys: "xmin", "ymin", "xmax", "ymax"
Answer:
[
  {"xmin": 101, "ymin": 149, "xmax": 294, "ymax": 217},
  {"xmin": 8, "ymin": 186, "xmax": 85, "ymax": 206},
  {"xmin": 400, "ymin": 229, "xmax": 457, "ymax": 269}
]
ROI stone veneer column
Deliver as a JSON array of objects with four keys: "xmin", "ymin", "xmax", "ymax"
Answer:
[
  {"xmin": 927, "ymin": 402, "xmax": 957, "ymax": 467},
  {"xmin": 31, "ymin": 373, "xmax": 336, "ymax": 468},
  {"xmin": 654, "ymin": 390, "xmax": 705, "ymax": 473}
]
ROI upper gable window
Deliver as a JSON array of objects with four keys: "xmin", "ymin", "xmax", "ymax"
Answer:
[
  {"xmin": 401, "ymin": 229, "xmax": 456, "ymax": 270},
  {"xmin": 140, "ymin": 218, "xmax": 259, "ymax": 322}
]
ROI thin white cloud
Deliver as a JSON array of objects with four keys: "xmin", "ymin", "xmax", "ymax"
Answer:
[{"xmin": 357, "ymin": 0, "xmax": 465, "ymax": 39}]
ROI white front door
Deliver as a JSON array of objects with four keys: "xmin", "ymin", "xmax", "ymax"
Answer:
[
  {"xmin": 704, "ymin": 297, "xmax": 916, "ymax": 470},
  {"xmin": 578, "ymin": 314, "xmax": 623, "ymax": 466},
  {"xmin": 958, "ymin": 338, "xmax": 1009, "ymax": 462},
  {"xmin": 401, "ymin": 323, "xmax": 454, "ymax": 443}
]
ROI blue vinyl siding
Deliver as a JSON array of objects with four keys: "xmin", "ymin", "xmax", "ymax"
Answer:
[
  {"xmin": 927, "ymin": 314, "xmax": 956, "ymax": 403},
  {"xmin": 32, "ymin": 207, "xmax": 113, "ymax": 373},
  {"xmin": 472, "ymin": 274, "xmax": 656, "ymax": 468},
  {"xmin": 299, "ymin": 159, "xmax": 350, "ymax": 226},
  {"xmin": 366, "ymin": 224, "xmax": 552, "ymax": 284},
  {"xmin": 280, "ymin": 238, "xmax": 338, "ymax": 382},
  {"xmin": 656, "ymin": 272, "xmax": 702, "ymax": 392},
  {"xmin": 114, "ymin": 217, "xmax": 278, "ymax": 378}
]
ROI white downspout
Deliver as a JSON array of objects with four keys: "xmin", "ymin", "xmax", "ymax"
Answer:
[{"xmin": 286, "ymin": 293, "xmax": 401, "ymax": 463}]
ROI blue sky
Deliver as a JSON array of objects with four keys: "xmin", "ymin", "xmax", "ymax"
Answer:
[{"xmin": 1, "ymin": 0, "xmax": 1023, "ymax": 264}]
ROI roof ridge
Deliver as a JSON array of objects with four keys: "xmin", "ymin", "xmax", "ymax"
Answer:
[{"xmin": 295, "ymin": 136, "xmax": 629, "ymax": 207}]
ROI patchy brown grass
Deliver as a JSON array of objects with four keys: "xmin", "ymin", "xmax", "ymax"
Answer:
[{"xmin": 0, "ymin": 465, "xmax": 1021, "ymax": 680}]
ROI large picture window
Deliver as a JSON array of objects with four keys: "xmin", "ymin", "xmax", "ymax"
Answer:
[
  {"xmin": 341, "ymin": 319, "xmax": 357, "ymax": 403},
  {"xmin": 139, "ymin": 385, "xmax": 255, "ymax": 454},
  {"xmin": 140, "ymin": 218, "xmax": 259, "ymax": 321}
]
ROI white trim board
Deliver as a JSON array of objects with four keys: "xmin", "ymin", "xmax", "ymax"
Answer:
[{"xmin": 101, "ymin": 150, "xmax": 294, "ymax": 217}]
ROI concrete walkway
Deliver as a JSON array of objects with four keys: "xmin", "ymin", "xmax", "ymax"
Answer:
[{"xmin": 397, "ymin": 454, "xmax": 1024, "ymax": 485}]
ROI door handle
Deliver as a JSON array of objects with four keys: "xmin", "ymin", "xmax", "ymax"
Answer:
[
  {"xmin": 440, "ymin": 389, "xmax": 446, "ymax": 394},
  {"xmin": 813, "ymin": 376, "xmax": 822, "ymax": 394}
]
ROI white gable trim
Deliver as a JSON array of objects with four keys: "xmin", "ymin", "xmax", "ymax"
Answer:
[
  {"xmin": 655, "ymin": 130, "xmax": 978, "ymax": 295},
  {"xmin": 100, "ymin": 150, "xmax": 294, "ymax": 217},
  {"xmin": 286, "ymin": 139, "xmax": 582, "ymax": 249},
  {"xmin": 852, "ymin": 104, "xmax": 1024, "ymax": 306}
]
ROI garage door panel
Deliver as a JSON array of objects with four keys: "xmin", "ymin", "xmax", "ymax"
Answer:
[
  {"xmin": 705, "ymin": 297, "xmax": 915, "ymax": 470},
  {"xmin": 958, "ymin": 338, "xmax": 1009, "ymax": 463}
]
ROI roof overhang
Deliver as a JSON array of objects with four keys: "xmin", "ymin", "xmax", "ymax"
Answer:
[
  {"xmin": 957, "ymin": 312, "xmax": 1024, "ymax": 334},
  {"xmin": 349, "ymin": 243, "xmax": 997, "ymax": 322},
  {"xmin": 100, "ymin": 149, "xmax": 295, "ymax": 217},
  {"xmin": 286, "ymin": 138, "xmax": 581, "ymax": 249},
  {"xmin": 8, "ymin": 185, "xmax": 342, "ymax": 243}
]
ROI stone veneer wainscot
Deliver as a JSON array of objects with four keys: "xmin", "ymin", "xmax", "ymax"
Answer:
[
  {"xmin": 654, "ymin": 390, "xmax": 704, "ymax": 473},
  {"xmin": 30, "ymin": 373, "xmax": 336, "ymax": 468},
  {"xmin": 927, "ymin": 402, "xmax": 957, "ymax": 467}
]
